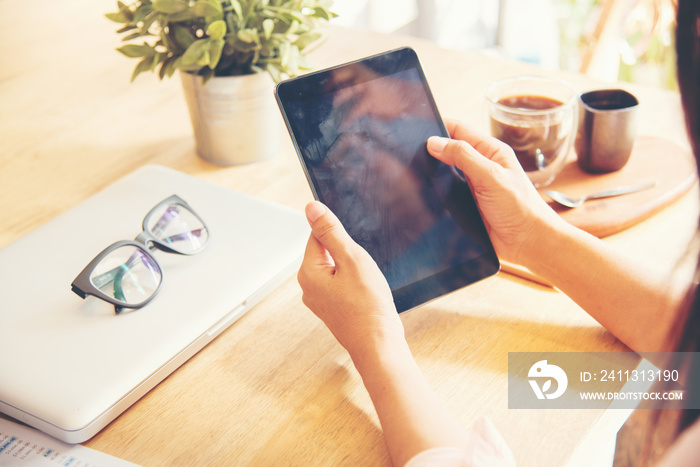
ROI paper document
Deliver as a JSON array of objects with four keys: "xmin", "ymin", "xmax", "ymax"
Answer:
[{"xmin": 0, "ymin": 416, "xmax": 139, "ymax": 466}]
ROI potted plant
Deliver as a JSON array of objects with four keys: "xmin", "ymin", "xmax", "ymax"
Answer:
[{"xmin": 107, "ymin": 0, "xmax": 335, "ymax": 165}]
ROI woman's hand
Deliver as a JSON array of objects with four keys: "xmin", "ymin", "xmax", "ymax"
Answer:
[
  {"xmin": 297, "ymin": 201, "xmax": 404, "ymax": 359},
  {"xmin": 427, "ymin": 118, "xmax": 562, "ymax": 266},
  {"xmin": 298, "ymin": 201, "xmax": 478, "ymax": 466},
  {"xmin": 428, "ymin": 119, "xmax": 684, "ymax": 352}
]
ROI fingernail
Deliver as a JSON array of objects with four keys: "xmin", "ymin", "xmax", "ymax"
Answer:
[
  {"xmin": 305, "ymin": 201, "xmax": 326, "ymax": 223},
  {"xmin": 427, "ymin": 136, "xmax": 449, "ymax": 153}
]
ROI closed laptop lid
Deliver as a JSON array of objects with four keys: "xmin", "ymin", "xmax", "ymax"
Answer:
[{"xmin": 0, "ymin": 165, "xmax": 309, "ymax": 443}]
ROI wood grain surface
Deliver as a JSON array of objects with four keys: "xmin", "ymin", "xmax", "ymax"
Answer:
[{"xmin": 545, "ymin": 136, "xmax": 698, "ymax": 238}]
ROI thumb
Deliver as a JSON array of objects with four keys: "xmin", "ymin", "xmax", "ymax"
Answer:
[
  {"xmin": 305, "ymin": 201, "xmax": 356, "ymax": 262},
  {"xmin": 427, "ymin": 136, "xmax": 501, "ymax": 186}
]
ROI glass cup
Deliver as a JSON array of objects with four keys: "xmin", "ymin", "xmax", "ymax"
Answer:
[{"xmin": 486, "ymin": 76, "xmax": 578, "ymax": 187}]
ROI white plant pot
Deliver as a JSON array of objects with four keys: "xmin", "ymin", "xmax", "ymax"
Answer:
[{"xmin": 180, "ymin": 70, "xmax": 282, "ymax": 165}]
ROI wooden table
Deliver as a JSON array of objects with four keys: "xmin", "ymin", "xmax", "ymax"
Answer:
[{"xmin": 2, "ymin": 1, "xmax": 697, "ymax": 465}]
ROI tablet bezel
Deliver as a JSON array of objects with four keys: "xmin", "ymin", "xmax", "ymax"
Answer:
[{"xmin": 275, "ymin": 47, "xmax": 500, "ymax": 312}]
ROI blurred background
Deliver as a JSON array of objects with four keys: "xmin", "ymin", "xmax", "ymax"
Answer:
[{"xmin": 331, "ymin": 0, "xmax": 678, "ymax": 90}]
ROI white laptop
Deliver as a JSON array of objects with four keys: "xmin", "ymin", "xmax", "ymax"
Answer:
[{"xmin": 0, "ymin": 165, "xmax": 309, "ymax": 443}]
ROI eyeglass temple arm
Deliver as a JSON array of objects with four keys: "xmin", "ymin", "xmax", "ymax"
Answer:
[{"xmin": 71, "ymin": 284, "xmax": 87, "ymax": 299}]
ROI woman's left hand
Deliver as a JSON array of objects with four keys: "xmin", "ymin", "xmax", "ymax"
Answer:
[{"xmin": 297, "ymin": 201, "xmax": 404, "ymax": 358}]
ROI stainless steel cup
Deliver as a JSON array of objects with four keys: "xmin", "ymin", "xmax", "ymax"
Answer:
[{"xmin": 575, "ymin": 89, "xmax": 639, "ymax": 173}]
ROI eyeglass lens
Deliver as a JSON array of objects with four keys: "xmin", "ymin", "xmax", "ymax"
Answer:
[
  {"xmin": 147, "ymin": 203, "xmax": 209, "ymax": 255},
  {"xmin": 89, "ymin": 245, "xmax": 162, "ymax": 305}
]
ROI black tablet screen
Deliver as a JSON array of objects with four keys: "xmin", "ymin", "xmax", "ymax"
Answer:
[{"xmin": 276, "ymin": 48, "xmax": 499, "ymax": 312}]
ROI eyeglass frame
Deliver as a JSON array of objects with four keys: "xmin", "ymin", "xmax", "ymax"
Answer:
[{"xmin": 70, "ymin": 194, "xmax": 209, "ymax": 314}]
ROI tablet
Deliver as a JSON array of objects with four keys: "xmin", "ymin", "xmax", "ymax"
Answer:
[{"xmin": 275, "ymin": 47, "xmax": 499, "ymax": 312}]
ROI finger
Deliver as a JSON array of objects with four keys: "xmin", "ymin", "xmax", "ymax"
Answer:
[
  {"xmin": 302, "ymin": 232, "xmax": 334, "ymax": 270},
  {"xmin": 444, "ymin": 118, "xmax": 496, "ymax": 147},
  {"xmin": 427, "ymin": 136, "xmax": 501, "ymax": 184},
  {"xmin": 298, "ymin": 232, "xmax": 334, "ymax": 294},
  {"xmin": 443, "ymin": 117, "xmax": 461, "ymax": 136},
  {"xmin": 443, "ymin": 118, "xmax": 519, "ymax": 167},
  {"xmin": 305, "ymin": 201, "xmax": 356, "ymax": 263}
]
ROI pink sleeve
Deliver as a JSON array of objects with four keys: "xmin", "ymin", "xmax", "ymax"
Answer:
[
  {"xmin": 656, "ymin": 418, "xmax": 700, "ymax": 467},
  {"xmin": 403, "ymin": 416, "xmax": 516, "ymax": 467}
]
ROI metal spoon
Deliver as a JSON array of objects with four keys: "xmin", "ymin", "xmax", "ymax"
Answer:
[{"xmin": 543, "ymin": 182, "xmax": 657, "ymax": 209}]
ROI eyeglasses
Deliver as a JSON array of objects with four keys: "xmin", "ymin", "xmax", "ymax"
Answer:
[{"xmin": 71, "ymin": 195, "xmax": 209, "ymax": 314}]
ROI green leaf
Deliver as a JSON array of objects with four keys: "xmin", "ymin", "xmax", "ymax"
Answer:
[
  {"xmin": 266, "ymin": 63, "xmax": 282, "ymax": 83},
  {"xmin": 230, "ymin": 0, "xmax": 244, "ymax": 20},
  {"xmin": 197, "ymin": 49, "xmax": 211, "ymax": 66},
  {"xmin": 133, "ymin": 5, "xmax": 154, "ymax": 24},
  {"xmin": 201, "ymin": 68, "xmax": 215, "ymax": 84},
  {"xmin": 152, "ymin": 0, "xmax": 188, "ymax": 14},
  {"xmin": 117, "ymin": 43, "xmax": 156, "ymax": 58},
  {"xmin": 206, "ymin": 20, "xmax": 226, "ymax": 40},
  {"xmin": 209, "ymin": 39, "xmax": 224, "ymax": 69},
  {"xmin": 173, "ymin": 56, "xmax": 196, "ymax": 73},
  {"xmin": 287, "ymin": 44, "xmax": 301, "ymax": 75},
  {"xmin": 181, "ymin": 39, "xmax": 211, "ymax": 65},
  {"xmin": 296, "ymin": 53, "xmax": 313, "ymax": 70},
  {"xmin": 224, "ymin": 11, "xmax": 236, "ymax": 32},
  {"xmin": 117, "ymin": 1, "xmax": 134, "ymax": 21},
  {"xmin": 167, "ymin": 8, "xmax": 197, "ymax": 22},
  {"xmin": 293, "ymin": 32, "xmax": 321, "ymax": 50},
  {"xmin": 277, "ymin": 9, "xmax": 308, "ymax": 25},
  {"xmin": 153, "ymin": 52, "xmax": 166, "ymax": 68},
  {"xmin": 262, "ymin": 18, "xmax": 274, "ymax": 40},
  {"xmin": 173, "ymin": 25, "xmax": 196, "ymax": 49},
  {"xmin": 237, "ymin": 28, "xmax": 259, "ymax": 44},
  {"xmin": 159, "ymin": 55, "xmax": 176, "ymax": 79},
  {"xmin": 105, "ymin": 11, "xmax": 129, "ymax": 23},
  {"xmin": 140, "ymin": 11, "xmax": 159, "ymax": 32},
  {"xmin": 116, "ymin": 24, "xmax": 138, "ymax": 33},
  {"xmin": 165, "ymin": 55, "xmax": 180, "ymax": 77},
  {"xmin": 194, "ymin": 0, "xmax": 222, "ymax": 17},
  {"xmin": 130, "ymin": 56, "xmax": 155, "ymax": 82},
  {"xmin": 310, "ymin": 7, "xmax": 330, "ymax": 21},
  {"xmin": 177, "ymin": 62, "xmax": 203, "ymax": 72},
  {"xmin": 122, "ymin": 31, "xmax": 147, "ymax": 41},
  {"xmin": 280, "ymin": 41, "xmax": 290, "ymax": 69}
]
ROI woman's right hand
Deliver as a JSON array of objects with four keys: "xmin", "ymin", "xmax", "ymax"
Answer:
[{"xmin": 427, "ymin": 118, "xmax": 562, "ymax": 266}]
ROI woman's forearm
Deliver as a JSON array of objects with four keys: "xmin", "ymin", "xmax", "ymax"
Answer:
[
  {"xmin": 349, "ymin": 334, "xmax": 470, "ymax": 466},
  {"xmin": 520, "ymin": 216, "xmax": 687, "ymax": 352}
]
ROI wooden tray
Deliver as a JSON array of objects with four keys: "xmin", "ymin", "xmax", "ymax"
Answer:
[{"xmin": 541, "ymin": 136, "xmax": 697, "ymax": 238}]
